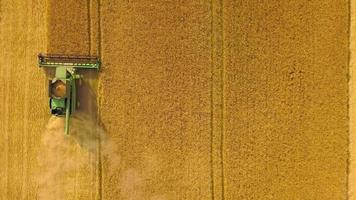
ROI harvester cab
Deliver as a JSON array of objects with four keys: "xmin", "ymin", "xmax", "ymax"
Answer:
[{"xmin": 38, "ymin": 54, "xmax": 100, "ymax": 135}]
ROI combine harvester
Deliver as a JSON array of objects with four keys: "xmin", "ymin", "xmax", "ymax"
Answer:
[{"xmin": 38, "ymin": 54, "xmax": 100, "ymax": 135}]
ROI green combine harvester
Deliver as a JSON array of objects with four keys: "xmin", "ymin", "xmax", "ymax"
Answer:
[{"xmin": 38, "ymin": 54, "xmax": 100, "ymax": 135}]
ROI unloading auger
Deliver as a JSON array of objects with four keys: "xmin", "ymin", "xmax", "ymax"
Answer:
[{"xmin": 38, "ymin": 54, "xmax": 100, "ymax": 135}]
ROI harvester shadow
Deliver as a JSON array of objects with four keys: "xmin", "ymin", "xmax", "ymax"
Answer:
[{"xmin": 68, "ymin": 70, "xmax": 108, "ymax": 153}]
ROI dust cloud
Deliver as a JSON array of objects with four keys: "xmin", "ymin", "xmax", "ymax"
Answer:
[{"xmin": 37, "ymin": 112, "xmax": 120, "ymax": 200}]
